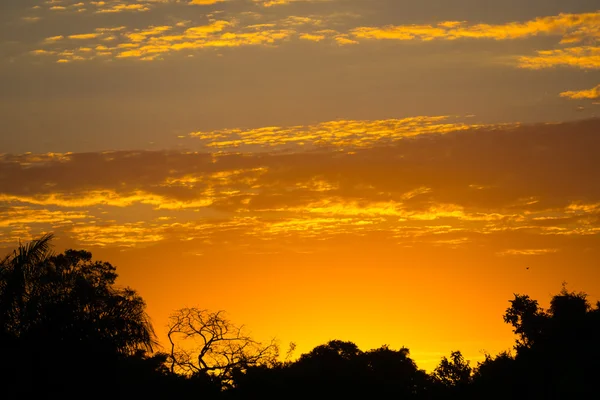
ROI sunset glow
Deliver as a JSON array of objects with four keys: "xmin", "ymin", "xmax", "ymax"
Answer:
[{"xmin": 1, "ymin": 0, "xmax": 599, "ymax": 372}]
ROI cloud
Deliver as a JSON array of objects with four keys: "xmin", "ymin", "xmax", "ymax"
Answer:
[
  {"xmin": 334, "ymin": 34, "xmax": 358, "ymax": 45},
  {"xmin": 0, "ymin": 207, "xmax": 89, "ymax": 228},
  {"xmin": 518, "ymin": 46, "xmax": 600, "ymax": 70},
  {"xmin": 44, "ymin": 35, "xmax": 65, "ymax": 42},
  {"xmin": 189, "ymin": 116, "xmax": 486, "ymax": 150},
  {"xmin": 95, "ymin": 4, "xmax": 151, "ymax": 13},
  {"xmin": 0, "ymin": 206, "xmax": 91, "ymax": 245},
  {"xmin": 189, "ymin": 0, "xmax": 225, "ymax": 4},
  {"xmin": 497, "ymin": 248, "xmax": 559, "ymax": 256},
  {"xmin": 1, "ymin": 119, "xmax": 600, "ymax": 250},
  {"xmin": 39, "ymin": 0, "xmax": 171, "ymax": 14},
  {"xmin": 253, "ymin": 0, "xmax": 332, "ymax": 7},
  {"xmin": 71, "ymin": 223, "xmax": 165, "ymax": 247},
  {"xmin": 348, "ymin": 11, "xmax": 600, "ymax": 70},
  {"xmin": 68, "ymin": 33, "xmax": 101, "ymax": 40},
  {"xmin": 299, "ymin": 33, "xmax": 325, "ymax": 42},
  {"xmin": 560, "ymin": 84, "xmax": 600, "ymax": 99},
  {"xmin": 25, "ymin": 6, "xmax": 600, "ymax": 69},
  {"xmin": 22, "ymin": 16, "xmax": 42, "ymax": 22},
  {"xmin": 32, "ymin": 19, "xmax": 296, "ymax": 62},
  {"xmin": 351, "ymin": 12, "xmax": 600, "ymax": 43}
]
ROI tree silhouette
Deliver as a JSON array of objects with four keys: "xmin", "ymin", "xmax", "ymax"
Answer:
[
  {"xmin": 471, "ymin": 351, "xmax": 519, "ymax": 399},
  {"xmin": 167, "ymin": 307, "xmax": 279, "ymax": 388},
  {"xmin": 0, "ymin": 233, "xmax": 54, "ymax": 337},
  {"xmin": 233, "ymin": 340, "xmax": 433, "ymax": 399},
  {"xmin": 495, "ymin": 287, "xmax": 600, "ymax": 398},
  {"xmin": 0, "ymin": 234, "xmax": 158, "ymax": 397},
  {"xmin": 363, "ymin": 345, "xmax": 432, "ymax": 398},
  {"xmin": 0, "ymin": 234, "xmax": 156, "ymax": 353},
  {"xmin": 503, "ymin": 294, "xmax": 546, "ymax": 350},
  {"xmin": 433, "ymin": 350, "xmax": 471, "ymax": 388}
]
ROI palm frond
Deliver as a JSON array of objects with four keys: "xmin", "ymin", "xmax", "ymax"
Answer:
[{"xmin": 8, "ymin": 233, "xmax": 54, "ymax": 275}]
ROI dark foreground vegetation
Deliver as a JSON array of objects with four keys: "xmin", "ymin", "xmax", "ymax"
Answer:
[{"xmin": 1, "ymin": 234, "xmax": 599, "ymax": 399}]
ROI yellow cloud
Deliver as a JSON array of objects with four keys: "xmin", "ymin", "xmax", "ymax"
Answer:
[
  {"xmin": 189, "ymin": 0, "xmax": 225, "ymax": 4},
  {"xmin": 335, "ymin": 35, "xmax": 358, "ymax": 45},
  {"xmin": 0, "ymin": 191, "xmax": 214, "ymax": 210},
  {"xmin": 299, "ymin": 33, "xmax": 325, "ymax": 42},
  {"xmin": 185, "ymin": 20, "xmax": 232, "ymax": 37},
  {"xmin": 347, "ymin": 11, "xmax": 600, "ymax": 71},
  {"xmin": 0, "ymin": 207, "xmax": 89, "ymax": 228},
  {"xmin": 190, "ymin": 116, "xmax": 486, "ymax": 149},
  {"xmin": 69, "ymin": 33, "xmax": 101, "ymax": 40},
  {"xmin": 270, "ymin": 198, "xmax": 512, "ymax": 224},
  {"xmin": 71, "ymin": 223, "xmax": 165, "ymax": 247},
  {"xmin": 30, "ymin": 49, "xmax": 56, "ymax": 55},
  {"xmin": 126, "ymin": 26, "xmax": 173, "ymax": 42},
  {"xmin": 253, "ymin": 0, "xmax": 329, "ymax": 7},
  {"xmin": 497, "ymin": 248, "xmax": 559, "ymax": 256},
  {"xmin": 560, "ymin": 84, "xmax": 600, "ymax": 99},
  {"xmin": 518, "ymin": 46, "xmax": 600, "ymax": 69},
  {"xmin": 33, "ymin": 18, "xmax": 299, "ymax": 62},
  {"xmin": 96, "ymin": 4, "xmax": 150, "ymax": 13},
  {"xmin": 279, "ymin": 16, "xmax": 323, "ymax": 26},
  {"xmin": 351, "ymin": 12, "xmax": 600, "ymax": 43},
  {"xmin": 44, "ymin": 35, "xmax": 64, "ymax": 42},
  {"xmin": 22, "ymin": 16, "xmax": 42, "ymax": 22}
]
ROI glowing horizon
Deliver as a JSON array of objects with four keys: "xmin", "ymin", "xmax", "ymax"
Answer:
[{"xmin": 1, "ymin": 0, "xmax": 599, "ymax": 371}]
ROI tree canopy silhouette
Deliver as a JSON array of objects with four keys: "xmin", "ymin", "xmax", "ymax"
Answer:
[
  {"xmin": 0, "ymin": 234, "xmax": 160, "ymax": 397},
  {"xmin": 233, "ymin": 340, "xmax": 432, "ymax": 399},
  {"xmin": 470, "ymin": 286, "xmax": 600, "ymax": 399},
  {"xmin": 433, "ymin": 350, "xmax": 471, "ymax": 388},
  {"xmin": 0, "ymin": 233, "xmax": 156, "ymax": 353}
]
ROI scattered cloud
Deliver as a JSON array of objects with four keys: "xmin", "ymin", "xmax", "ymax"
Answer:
[
  {"xmin": 351, "ymin": 12, "xmax": 600, "ymax": 43},
  {"xmin": 189, "ymin": 0, "xmax": 226, "ymax": 4},
  {"xmin": 32, "ymin": 19, "xmax": 298, "ymax": 62},
  {"xmin": 253, "ymin": 0, "xmax": 332, "ymax": 7},
  {"xmin": 22, "ymin": 16, "xmax": 42, "ymax": 23},
  {"xmin": 22, "ymin": 5, "xmax": 600, "ymax": 73},
  {"xmin": 0, "ymin": 207, "xmax": 90, "ymax": 228},
  {"xmin": 560, "ymin": 84, "xmax": 600, "ymax": 99},
  {"xmin": 518, "ymin": 46, "xmax": 600, "ymax": 70},
  {"xmin": 299, "ymin": 33, "xmax": 325, "ymax": 42},
  {"xmin": 348, "ymin": 11, "xmax": 600, "ymax": 71},
  {"xmin": 1, "ymin": 119, "xmax": 600, "ymax": 250},
  {"xmin": 189, "ymin": 116, "xmax": 487, "ymax": 150},
  {"xmin": 497, "ymin": 248, "xmax": 559, "ymax": 256},
  {"xmin": 95, "ymin": 4, "xmax": 151, "ymax": 14},
  {"xmin": 68, "ymin": 33, "xmax": 101, "ymax": 40}
]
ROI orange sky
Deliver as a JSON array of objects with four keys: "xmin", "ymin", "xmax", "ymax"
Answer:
[{"xmin": 1, "ymin": 0, "xmax": 600, "ymax": 371}]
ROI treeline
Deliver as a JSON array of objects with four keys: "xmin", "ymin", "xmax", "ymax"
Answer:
[{"xmin": 1, "ymin": 234, "xmax": 599, "ymax": 399}]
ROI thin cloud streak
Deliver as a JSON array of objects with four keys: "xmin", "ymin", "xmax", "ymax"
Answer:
[{"xmin": 1, "ymin": 119, "xmax": 599, "ymax": 250}]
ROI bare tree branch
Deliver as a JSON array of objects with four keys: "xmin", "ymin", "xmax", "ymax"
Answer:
[{"xmin": 166, "ymin": 308, "xmax": 279, "ymax": 388}]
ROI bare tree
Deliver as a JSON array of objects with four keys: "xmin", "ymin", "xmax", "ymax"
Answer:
[{"xmin": 167, "ymin": 308, "xmax": 279, "ymax": 387}]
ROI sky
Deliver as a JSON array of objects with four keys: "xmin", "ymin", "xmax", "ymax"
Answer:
[{"xmin": 1, "ymin": 0, "xmax": 600, "ymax": 370}]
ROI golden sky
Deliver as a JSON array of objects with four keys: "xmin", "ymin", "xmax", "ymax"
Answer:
[{"xmin": 1, "ymin": 0, "xmax": 600, "ymax": 370}]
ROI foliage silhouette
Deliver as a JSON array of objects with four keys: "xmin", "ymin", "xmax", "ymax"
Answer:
[
  {"xmin": 503, "ymin": 287, "xmax": 599, "ymax": 398},
  {"xmin": 0, "ymin": 235, "xmax": 167, "ymax": 398},
  {"xmin": 1, "ymin": 235, "xmax": 599, "ymax": 399},
  {"xmin": 232, "ymin": 340, "xmax": 433, "ymax": 399},
  {"xmin": 433, "ymin": 350, "xmax": 472, "ymax": 388}
]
